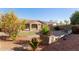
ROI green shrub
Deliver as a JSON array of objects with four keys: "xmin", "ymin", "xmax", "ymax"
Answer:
[
  {"xmin": 28, "ymin": 38, "xmax": 39, "ymax": 51},
  {"xmin": 20, "ymin": 20, "xmax": 26, "ymax": 31},
  {"xmin": 9, "ymin": 31, "xmax": 17, "ymax": 40},
  {"xmin": 41, "ymin": 24, "xmax": 49, "ymax": 35}
]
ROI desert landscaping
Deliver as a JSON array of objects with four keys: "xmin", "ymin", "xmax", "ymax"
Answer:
[{"xmin": 1, "ymin": 9, "xmax": 79, "ymax": 51}]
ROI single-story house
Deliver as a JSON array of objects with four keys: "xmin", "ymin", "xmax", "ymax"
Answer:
[{"xmin": 25, "ymin": 20, "xmax": 44, "ymax": 31}]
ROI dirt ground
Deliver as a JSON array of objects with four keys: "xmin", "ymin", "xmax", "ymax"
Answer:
[
  {"xmin": 42, "ymin": 34, "xmax": 79, "ymax": 51},
  {"xmin": 1, "ymin": 34, "xmax": 79, "ymax": 51},
  {"xmin": 0, "ymin": 40, "xmax": 21, "ymax": 51},
  {"xmin": 0, "ymin": 34, "xmax": 40, "ymax": 51}
]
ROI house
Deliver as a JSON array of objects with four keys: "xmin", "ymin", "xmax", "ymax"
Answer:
[{"xmin": 25, "ymin": 20, "xmax": 44, "ymax": 31}]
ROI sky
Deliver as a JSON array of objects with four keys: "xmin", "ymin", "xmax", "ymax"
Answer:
[{"xmin": 0, "ymin": 8, "xmax": 79, "ymax": 22}]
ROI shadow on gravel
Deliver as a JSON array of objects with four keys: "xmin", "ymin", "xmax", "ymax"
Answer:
[
  {"xmin": 14, "ymin": 40, "xmax": 27, "ymax": 45},
  {"xmin": 12, "ymin": 47, "xmax": 29, "ymax": 51}
]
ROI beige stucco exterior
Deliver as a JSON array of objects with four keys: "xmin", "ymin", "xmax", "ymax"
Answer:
[{"xmin": 25, "ymin": 20, "xmax": 44, "ymax": 31}]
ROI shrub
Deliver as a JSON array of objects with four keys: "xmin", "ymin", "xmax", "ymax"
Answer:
[
  {"xmin": 41, "ymin": 24, "xmax": 49, "ymax": 35},
  {"xmin": 10, "ymin": 32, "xmax": 18, "ymax": 40},
  {"xmin": 20, "ymin": 20, "xmax": 26, "ymax": 31},
  {"xmin": 54, "ymin": 26, "xmax": 60, "ymax": 30},
  {"xmin": 72, "ymin": 25, "xmax": 79, "ymax": 34},
  {"xmin": 28, "ymin": 38, "xmax": 39, "ymax": 51}
]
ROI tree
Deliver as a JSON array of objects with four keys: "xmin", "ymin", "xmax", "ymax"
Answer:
[
  {"xmin": 64, "ymin": 20, "xmax": 69, "ymax": 25},
  {"xmin": 1, "ymin": 12, "xmax": 21, "ymax": 40},
  {"xmin": 70, "ymin": 11, "xmax": 79, "ymax": 34},
  {"xmin": 59, "ymin": 21, "xmax": 63, "ymax": 25},
  {"xmin": 0, "ymin": 20, "xmax": 2, "ymax": 31},
  {"xmin": 70, "ymin": 11, "xmax": 79, "ymax": 25},
  {"xmin": 20, "ymin": 19, "xmax": 26, "ymax": 31}
]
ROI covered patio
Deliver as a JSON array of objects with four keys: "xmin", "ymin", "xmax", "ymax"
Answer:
[{"xmin": 25, "ymin": 20, "xmax": 43, "ymax": 31}]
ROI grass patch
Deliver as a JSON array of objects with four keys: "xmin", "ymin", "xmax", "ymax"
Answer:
[{"xmin": 17, "ymin": 31, "xmax": 36, "ymax": 36}]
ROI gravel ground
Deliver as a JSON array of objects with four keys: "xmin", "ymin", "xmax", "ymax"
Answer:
[{"xmin": 42, "ymin": 34, "xmax": 79, "ymax": 51}]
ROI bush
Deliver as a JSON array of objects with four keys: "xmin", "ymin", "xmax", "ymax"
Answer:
[
  {"xmin": 10, "ymin": 32, "xmax": 18, "ymax": 40},
  {"xmin": 54, "ymin": 25, "xmax": 71, "ymax": 31},
  {"xmin": 41, "ymin": 24, "xmax": 49, "ymax": 35},
  {"xmin": 20, "ymin": 20, "xmax": 26, "ymax": 31},
  {"xmin": 54, "ymin": 26, "xmax": 60, "ymax": 30},
  {"xmin": 28, "ymin": 38, "xmax": 39, "ymax": 51},
  {"xmin": 72, "ymin": 25, "xmax": 79, "ymax": 34}
]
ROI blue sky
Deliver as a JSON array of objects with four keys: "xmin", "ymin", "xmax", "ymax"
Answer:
[{"xmin": 0, "ymin": 8, "xmax": 79, "ymax": 22}]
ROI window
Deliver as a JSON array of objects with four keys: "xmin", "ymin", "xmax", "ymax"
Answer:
[{"xmin": 32, "ymin": 24, "xmax": 38, "ymax": 29}]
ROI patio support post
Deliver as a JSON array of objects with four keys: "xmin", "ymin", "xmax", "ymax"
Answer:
[
  {"xmin": 37, "ymin": 24, "xmax": 41, "ymax": 31},
  {"xmin": 29, "ymin": 24, "xmax": 32, "ymax": 31}
]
